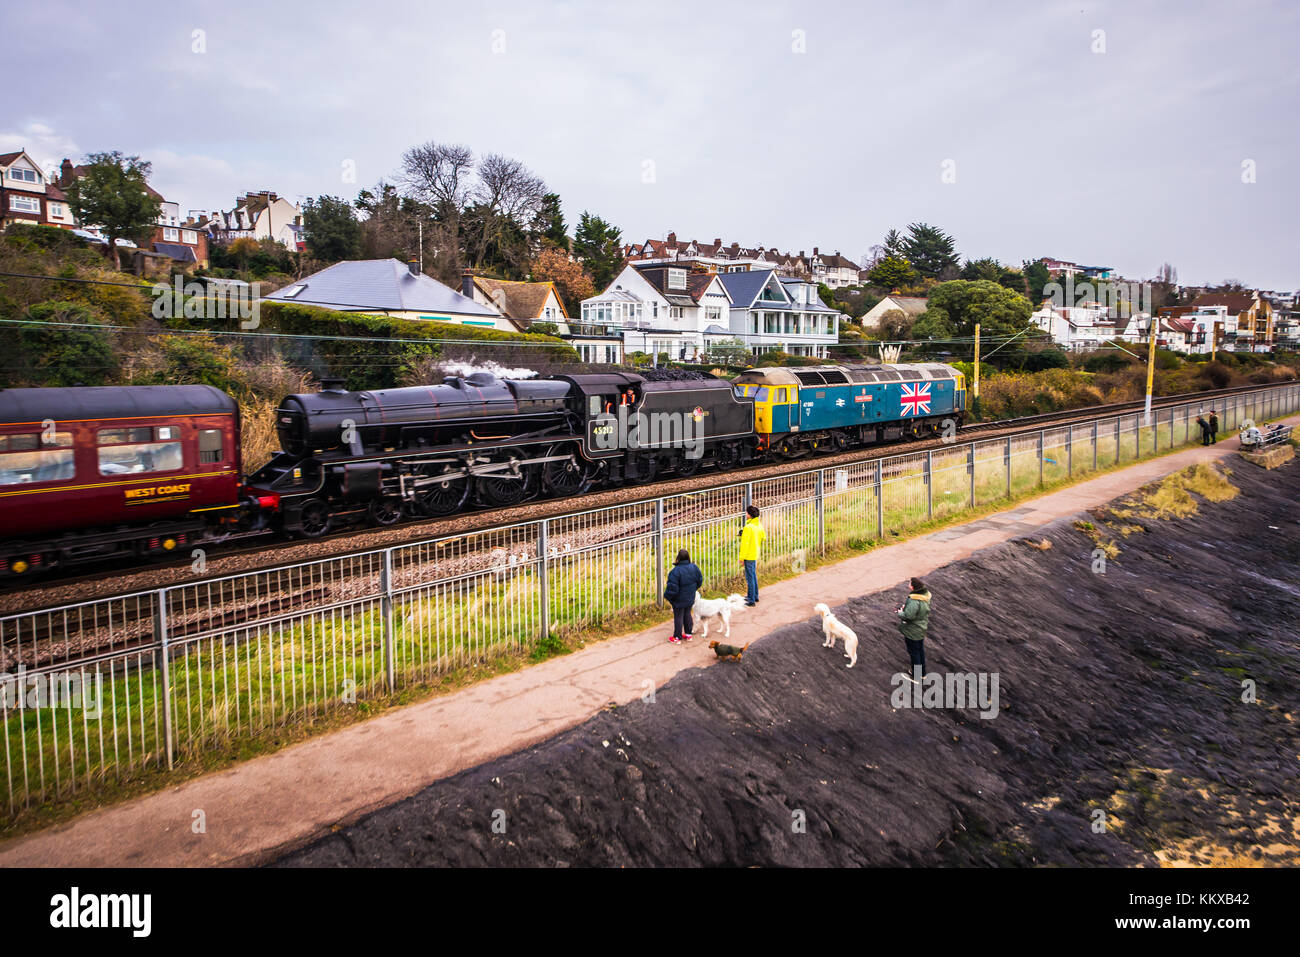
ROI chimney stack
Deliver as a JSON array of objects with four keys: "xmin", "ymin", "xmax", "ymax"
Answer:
[
  {"xmin": 407, "ymin": 260, "xmax": 420, "ymax": 277},
  {"xmin": 666, "ymin": 231, "xmax": 676, "ymax": 244},
  {"xmin": 813, "ymin": 247, "xmax": 819, "ymax": 256},
  {"xmin": 461, "ymin": 270, "xmax": 475, "ymax": 298}
]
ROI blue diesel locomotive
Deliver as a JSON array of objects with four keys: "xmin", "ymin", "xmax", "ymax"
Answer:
[{"xmin": 731, "ymin": 363, "xmax": 967, "ymax": 457}]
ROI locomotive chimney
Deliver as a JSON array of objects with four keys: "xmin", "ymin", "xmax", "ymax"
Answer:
[{"xmin": 319, "ymin": 377, "xmax": 347, "ymax": 394}]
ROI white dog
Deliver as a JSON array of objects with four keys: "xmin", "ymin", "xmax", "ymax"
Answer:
[
  {"xmin": 693, "ymin": 593, "xmax": 747, "ymax": 639},
  {"xmin": 815, "ymin": 602, "xmax": 858, "ymax": 668}
]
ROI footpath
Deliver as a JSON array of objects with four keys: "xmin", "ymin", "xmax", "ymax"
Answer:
[{"xmin": 2, "ymin": 416, "xmax": 1296, "ymax": 867}]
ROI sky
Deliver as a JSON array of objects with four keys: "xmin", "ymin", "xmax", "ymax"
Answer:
[{"xmin": 3, "ymin": 0, "xmax": 1297, "ymax": 289}]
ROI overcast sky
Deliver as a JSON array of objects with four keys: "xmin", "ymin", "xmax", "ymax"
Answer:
[{"xmin": 4, "ymin": 0, "xmax": 1296, "ymax": 288}]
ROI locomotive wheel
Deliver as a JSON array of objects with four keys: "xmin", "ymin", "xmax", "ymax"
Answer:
[
  {"xmin": 714, "ymin": 444, "xmax": 739, "ymax": 471},
  {"xmin": 674, "ymin": 452, "xmax": 702, "ymax": 478},
  {"xmin": 417, "ymin": 464, "xmax": 471, "ymax": 516},
  {"xmin": 297, "ymin": 499, "xmax": 333, "ymax": 538},
  {"xmin": 368, "ymin": 498, "xmax": 404, "ymax": 527},
  {"xmin": 478, "ymin": 448, "xmax": 535, "ymax": 507},
  {"xmin": 832, "ymin": 431, "xmax": 852, "ymax": 452},
  {"xmin": 628, "ymin": 455, "xmax": 658, "ymax": 484},
  {"xmin": 542, "ymin": 443, "xmax": 592, "ymax": 497}
]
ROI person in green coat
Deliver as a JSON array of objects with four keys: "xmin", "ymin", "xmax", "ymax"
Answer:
[{"xmin": 896, "ymin": 577, "xmax": 931, "ymax": 680}]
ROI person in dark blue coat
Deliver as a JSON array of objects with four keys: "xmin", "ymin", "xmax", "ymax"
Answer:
[{"xmin": 663, "ymin": 548, "xmax": 704, "ymax": 644}]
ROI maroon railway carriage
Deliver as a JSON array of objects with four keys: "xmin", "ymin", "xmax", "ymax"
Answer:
[{"xmin": 0, "ymin": 385, "xmax": 244, "ymax": 575}]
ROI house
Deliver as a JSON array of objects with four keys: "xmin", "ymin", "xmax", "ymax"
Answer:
[
  {"xmin": 1187, "ymin": 291, "xmax": 1273, "ymax": 352},
  {"xmin": 463, "ymin": 275, "xmax": 567, "ymax": 331},
  {"xmin": 260, "ymin": 259, "xmax": 504, "ymax": 325},
  {"xmin": 202, "ymin": 191, "xmax": 303, "ymax": 249},
  {"xmin": 716, "ymin": 269, "xmax": 841, "ymax": 357},
  {"xmin": 1039, "ymin": 258, "xmax": 1113, "ymax": 281},
  {"xmin": 1031, "ymin": 300, "xmax": 1121, "ymax": 351},
  {"xmin": 622, "ymin": 232, "xmax": 826, "ymax": 280},
  {"xmin": 805, "ymin": 248, "xmax": 861, "ymax": 288},
  {"xmin": 581, "ymin": 262, "xmax": 733, "ymax": 361},
  {"xmin": 0, "ymin": 150, "xmax": 56, "ymax": 229},
  {"xmin": 861, "ymin": 295, "xmax": 928, "ymax": 331},
  {"xmin": 1274, "ymin": 306, "xmax": 1299, "ymax": 351}
]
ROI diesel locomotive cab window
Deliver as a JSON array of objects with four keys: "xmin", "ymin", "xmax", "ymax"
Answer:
[
  {"xmin": 0, "ymin": 432, "xmax": 75, "ymax": 485},
  {"xmin": 97, "ymin": 427, "xmax": 182, "ymax": 476}
]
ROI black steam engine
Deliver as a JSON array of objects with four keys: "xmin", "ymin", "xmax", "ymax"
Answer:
[{"xmin": 245, "ymin": 370, "xmax": 755, "ymax": 537}]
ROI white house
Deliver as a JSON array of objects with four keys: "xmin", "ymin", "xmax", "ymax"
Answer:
[
  {"xmin": 862, "ymin": 295, "xmax": 928, "ymax": 331},
  {"xmin": 717, "ymin": 270, "xmax": 841, "ymax": 357},
  {"xmin": 581, "ymin": 263, "xmax": 733, "ymax": 361},
  {"xmin": 203, "ymin": 191, "xmax": 303, "ymax": 248}
]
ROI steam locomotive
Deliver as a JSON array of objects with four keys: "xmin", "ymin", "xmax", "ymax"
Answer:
[{"xmin": 0, "ymin": 363, "xmax": 963, "ymax": 576}]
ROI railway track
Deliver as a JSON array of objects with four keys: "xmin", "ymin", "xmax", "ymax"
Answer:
[{"xmin": 1, "ymin": 380, "xmax": 1286, "ymax": 615}]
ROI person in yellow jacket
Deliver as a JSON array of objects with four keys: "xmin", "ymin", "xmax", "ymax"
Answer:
[{"xmin": 738, "ymin": 504, "xmax": 765, "ymax": 606}]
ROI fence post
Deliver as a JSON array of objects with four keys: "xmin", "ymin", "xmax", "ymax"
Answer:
[
  {"xmin": 1092, "ymin": 420, "xmax": 1098, "ymax": 471},
  {"xmin": 1153, "ymin": 409, "xmax": 1158, "ymax": 453},
  {"xmin": 537, "ymin": 522, "xmax": 550, "ymax": 641},
  {"xmin": 924, "ymin": 450, "xmax": 933, "ymax": 519},
  {"xmin": 381, "ymin": 549, "xmax": 396, "ymax": 692},
  {"xmin": 968, "ymin": 443, "xmax": 975, "ymax": 508},
  {"xmin": 154, "ymin": 589, "xmax": 174, "ymax": 771},
  {"xmin": 1066, "ymin": 427, "xmax": 1073, "ymax": 476},
  {"xmin": 744, "ymin": 482, "xmax": 753, "ymax": 511},
  {"xmin": 1135, "ymin": 414, "xmax": 1141, "ymax": 459},
  {"xmin": 654, "ymin": 500, "xmax": 664, "ymax": 608},
  {"xmin": 1038, "ymin": 430, "xmax": 1045, "ymax": 487},
  {"xmin": 1115, "ymin": 417, "xmax": 1121, "ymax": 464},
  {"xmin": 815, "ymin": 470, "xmax": 825, "ymax": 554},
  {"xmin": 874, "ymin": 460, "xmax": 884, "ymax": 539},
  {"xmin": 1004, "ymin": 437, "xmax": 1012, "ymax": 499}
]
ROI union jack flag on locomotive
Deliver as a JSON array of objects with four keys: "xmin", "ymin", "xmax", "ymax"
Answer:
[{"xmin": 899, "ymin": 382, "xmax": 932, "ymax": 416}]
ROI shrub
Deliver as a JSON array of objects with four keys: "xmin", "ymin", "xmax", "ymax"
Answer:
[
  {"xmin": 1084, "ymin": 351, "xmax": 1130, "ymax": 374},
  {"xmin": 0, "ymin": 300, "xmax": 118, "ymax": 387}
]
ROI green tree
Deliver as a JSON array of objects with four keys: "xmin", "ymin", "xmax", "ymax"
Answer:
[
  {"xmin": 882, "ymin": 228, "xmax": 906, "ymax": 258},
  {"xmin": 64, "ymin": 152, "xmax": 162, "ymax": 270},
  {"xmin": 916, "ymin": 279, "xmax": 1033, "ymax": 343},
  {"xmin": 1022, "ymin": 259, "xmax": 1052, "ymax": 304},
  {"xmin": 900, "ymin": 223, "xmax": 959, "ymax": 280},
  {"xmin": 302, "ymin": 195, "xmax": 363, "ymax": 262},
  {"xmin": 959, "ymin": 257, "xmax": 1002, "ymax": 282},
  {"xmin": 531, "ymin": 192, "xmax": 568, "ymax": 248},
  {"xmin": 572, "ymin": 212, "xmax": 624, "ymax": 289},
  {"xmin": 817, "ymin": 283, "xmax": 836, "ymax": 308},
  {"xmin": 866, "ymin": 254, "xmax": 916, "ymax": 290}
]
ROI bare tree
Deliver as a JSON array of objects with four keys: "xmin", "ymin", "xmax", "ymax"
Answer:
[
  {"xmin": 399, "ymin": 142, "xmax": 474, "ymax": 214},
  {"xmin": 397, "ymin": 142, "xmax": 475, "ymax": 280},
  {"xmin": 466, "ymin": 153, "xmax": 547, "ymax": 272}
]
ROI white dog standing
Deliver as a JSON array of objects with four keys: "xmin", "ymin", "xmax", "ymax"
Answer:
[
  {"xmin": 693, "ymin": 593, "xmax": 747, "ymax": 639},
  {"xmin": 815, "ymin": 602, "xmax": 858, "ymax": 668}
]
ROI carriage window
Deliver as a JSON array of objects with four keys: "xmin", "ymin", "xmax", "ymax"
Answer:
[
  {"xmin": 198, "ymin": 428, "xmax": 224, "ymax": 464},
  {"xmin": 0, "ymin": 432, "xmax": 75, "ymax": 486},
  {"xmin": 98, "ymin": 430, "xmax": 183, "ymax": 475}
]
